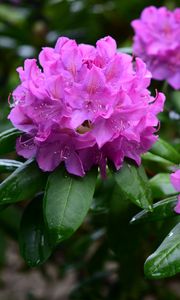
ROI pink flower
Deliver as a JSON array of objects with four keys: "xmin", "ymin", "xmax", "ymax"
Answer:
[
  {"xmin": 170, "ymin": 170, "xmax": 180, "ymax": 214},
  {"xmin": 9, "ymin": 36, "xmax": 165, "ymax": 177},
  {"xmin": 131, "ymin": 6, "xmax": 180, "ymax": 90}
]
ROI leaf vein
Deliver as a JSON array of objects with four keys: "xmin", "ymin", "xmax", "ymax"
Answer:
[
  {"xmin": 149, "ymin": 241, "xmax": 180, "ymax": 274},
  {"xmin": 59, "ymin": 177, "xmax": 73, "ymax": 229}
]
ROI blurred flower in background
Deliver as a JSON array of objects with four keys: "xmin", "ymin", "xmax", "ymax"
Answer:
[{"xmin": 131, "ymin": 6, "xmax": 180, "ymax": 89}]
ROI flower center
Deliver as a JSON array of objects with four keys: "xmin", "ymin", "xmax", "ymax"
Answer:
[{"xmin": 76, "ymin": 120, "xmax": 92, "ymax": 134}]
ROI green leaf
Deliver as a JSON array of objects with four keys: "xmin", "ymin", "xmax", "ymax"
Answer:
[
  {"xmin": 0, "ymin": 206, "xmax": 21, "ymax": 237},
  {"xmin": 142, "ymin": 152, "xmax": 174, "ymax": 172},
  {"xmin": 130, "ymin": 196, "xmax": 178, "ymax": 224},
  {"xmin": 19, "ymin": 196, "xmax": 52, "ymax": 267},
  {"xmin": 0, "ymin": 204, "xmax": 8, "ymax": 212},
  {"xmin": 172, "ymin": 91, "xmax": 180, "ymax": 114},
  {"xmin": 90, "ymin": 176, "xmax": 115, "ymax": 214},
  {"xmin": 108, "ymin": 184, "xmax": 148, "ymax": 282},
  {"xmin": 0, "ymin": 159, "xmax": 23, "ymax": 173},
  {"xmin": 144, "ymin": 222, "xmax": 180, "ymax": 279},
  {"xmin": 118, "ymin": 47, "xmax": 132, "ymax": 54},
  {"xmin": 0, "ymin": 128, "xmax": 21, "ymax": 155},
  {"xmin": 0, "ymin": 229, "xmax": 7, "ymax": 266},
  {"xmin": 0, "ymin": 160, "xmax": 47, "ymax": 204},
  {"xmin": 43, "ymin": 166, "xmax": 98, "ymax": 245},
  {"xmin": 113, "ymin": 162, "xmax": 152, "ymax": 210},
  {"xmin": 149, "ymin": 173, "xmax": 177, "ymax": 199},
  {"xmin": 150, "ymin": 138, "xmax": 180, "ymax": 164}
]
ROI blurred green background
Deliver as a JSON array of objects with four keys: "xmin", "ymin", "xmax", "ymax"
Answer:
[{"xmin": 0, "ymin": 1, "xmax": 179, "ymax": 300}]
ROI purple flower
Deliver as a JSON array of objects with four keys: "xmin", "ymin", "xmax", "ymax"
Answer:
[
  {"xmin": 9, "ymin": 36, "xmax": 165, "ymax": 177},
  {"xmin": 131, "ymin": 6, "xmax": 180, "ymax": 90},
  {"xmin": 170, "ymin": 170, "xmax": 180, "ymax": 214}
]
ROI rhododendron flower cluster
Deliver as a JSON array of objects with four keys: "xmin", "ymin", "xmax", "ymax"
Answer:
[
  {"xmin": 9, "ymin": 36, "xmax": 165, "ymax": 177},
  {"xmin": 131, "ymin": 6, "xmax": 180, "ymax": 90},
  {"xmin": 170, "ymin": 170, "xmax": 180, "ymax": 214}
]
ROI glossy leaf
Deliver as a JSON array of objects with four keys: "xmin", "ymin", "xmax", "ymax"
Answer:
[
  {"xmin": 150, "ymin": 138, "xmax": 180, "ymax": 164},
  {"xmin": 0, "ymin": 159, "xmax": 23, "ymax": 173},
  {"xmin": 113, "ymin": 162, "xmax": 152, "ymax": 210},
  {"xmin": 43, "ymin": 166, "xmax": 98, "ymax": 245},
  {"xmin": 130, "ymin": 196, "xmax": 178, "ymax": 224},
  {"xmin": 0, "ymin": 128, "xmax": 21, "ymax": 155},
  {"xmin": 19, "ymin": 196, "xmax": 52, "ymax": 267},
  {"xmin": 0, "ymin": 160, "xmax": 47, "ymax": 204},
  {"xmin": 149, "ymin": 173, "xmax": 177, "ymax": 199},
  {"xmin": 144, "ymin": 222, "xmax": 180, "ymax": 279}
]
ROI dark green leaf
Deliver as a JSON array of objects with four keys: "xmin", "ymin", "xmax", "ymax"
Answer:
[
  {"xmin": 149, "ymin": 173, "xmax": 177, "ymax": 199},
  {"xmin": 144, "ymin": 222, "xmax": 180, "ymax": 279},
  {"xmin": 0, "ymin": 159, "xmax": 23, "ymax": 173},
  {"xmin": 0, "ymin": 128, "xmax": 21, "ymax": 155},
  {"xmin": 90, "ymin": 176, "xmax": 115, "ymax": 214},
  {"xmin": 150, "ymin": 138, "xmax": 180, "ymax": 164},
  {"xmin": 0, "ymin": 229, "xmax": 7, "ymax": 266},
  {"xmin": 0, "ymin": 160, "xmax": 47, "ymax": 204},
  {"xmin": 113, "ymin": 162, "xmax": 152, "ymax": 210},
  {"xmin": 0, "ymin": 204, "xmax": 8, "ymax": 212},
  {"xmin": 130, "ymin": 196, "xmax": 178, "ymax": 224},
  {"xmin": 108, "ymin": 184, "xmax": 149, "ymax": 283},
  {"xmin": 19, "ymin": 196, "xmax": 52, "ymax": 267},
  {"xmin": 43, "ymin": 166, "xmax": 98, "ymax": 245},
  {"xmin": 0, "ymin": 206, "xmax": 21, "ymax": 237}
]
